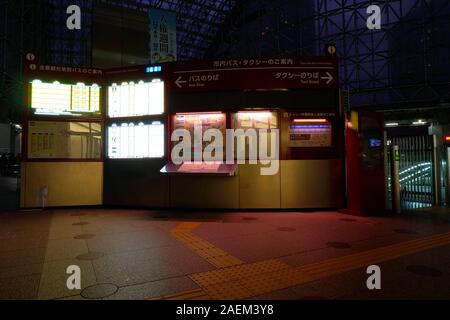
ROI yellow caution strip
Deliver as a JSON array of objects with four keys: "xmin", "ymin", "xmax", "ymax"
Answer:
[
  {"xmin": 170, "ymin": 222, "xmax": 244, "ymax": 268},
  {"xmin": 160, "ymin": 231, "xmax": 450, "ymax": 300},
  {"xmin": 152, "ymin": 288, "xmax": 210, "ymax": 300},
  {"xmin": 171, "ymin": 222, "xmax": 202, "ymax": 233},
  {"xmin": 298, "ymin": 231, "xmax": 450, "ymax": 280}
]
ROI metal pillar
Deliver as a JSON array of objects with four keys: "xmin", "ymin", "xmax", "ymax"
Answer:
[
  {"xmin": 391, "ymin": 144, "xmax": 401, "ymax": 213},
  {"xmin": 446, "ymin": 146, "xmax": 450, "ymax": 207},
  {"xmin": 432, "ymin": 134, "xmax": 441, "ymax": 206}
]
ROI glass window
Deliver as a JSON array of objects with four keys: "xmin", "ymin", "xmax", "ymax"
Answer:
[
  {"xmin": 28, "ymin": 121, "xmax": 102, "ymax": 159},
  {"xmin": 107, "ymin": 122, "xmax": 165, "ymax": 159},
  {"xmin": 108, "ymin": 79, "xmax": 164, "ymax": 118}
]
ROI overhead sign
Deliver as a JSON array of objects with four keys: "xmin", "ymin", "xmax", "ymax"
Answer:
[
  {"xmin": 149, "ymin": 9, "xmax": 177, "ymax": 64},
  {"xmin": 167, "ymin": 57, "xmax": 339, "ymax": 92}
]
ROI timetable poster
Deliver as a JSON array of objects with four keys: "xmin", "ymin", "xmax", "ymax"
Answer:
[
  {"xmin": 28, "ymin": 121, "xmax": 70, "ymax": 158},
  {"xmin": 235, "ymin": 112, "xmax": 277, "ymax": 129},
  {"xmin": 108, "ymin": 81, "xmax": 164, "ymax": 118},
  {"xmin": 173, "ymin": 113, "xmax": 226, "ymax": 160},
  {"xmin": 31, "ymin": 80, "xmax": 101, "ymax": 116},
  {"xmin": 108, "ymin": 122, "xmax": 165, "ymax": 159}
]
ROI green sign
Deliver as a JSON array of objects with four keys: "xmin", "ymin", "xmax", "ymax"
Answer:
[{"xmin": 394, "ymin": 149, "xmax": 400, "ymax": 161}]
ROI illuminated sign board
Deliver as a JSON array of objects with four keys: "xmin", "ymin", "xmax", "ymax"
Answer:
[
  {"xmin": 146, "ymin": 66, "xmax": 162, "ymax": 73},
  {"xmin": 108, "ymin": 80, "xmax": 164, "ymax": 118},
  {"xmin": 30, "ymin": 80, "xmax": 101, "ymax": 116},
  {"xmin": 108, "ymin": 122, "xmax": 164, "ymax": 159},
  {"xmin": 289, "ymin": 119, "xmax": 332, "ymax": 147}
]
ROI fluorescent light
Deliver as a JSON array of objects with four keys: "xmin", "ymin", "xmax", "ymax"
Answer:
[
  {"xmin": 385, "ymin": 122, "xmax": 399, "ymax": 127},
  {"xmin": 293, "ymin": 119, "xmax": 328, "ymax": 123},
  {"xmin": 412, "ymin": 120, "xmax": 427, "ymax": 125}
]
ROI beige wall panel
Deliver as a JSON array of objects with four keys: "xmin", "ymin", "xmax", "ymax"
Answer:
[
  {"xmin": 21, "ymin": 162, "xmax": 103, "ymax": 208},
  {"xmin": 238, "ymin": 164, "xmax": 281, "ymax": 209},
  {"xmin": 170, "ymin": 175, "xmax": 239, "ymax": 209},
  {"xmin": 281, "ymin": 160, "xmax": 345, "ymax": 208}
]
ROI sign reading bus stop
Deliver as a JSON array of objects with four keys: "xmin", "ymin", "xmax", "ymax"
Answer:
[{"xmin": 167, "ymin": 57, "xmax": 339, "ymax": 92}]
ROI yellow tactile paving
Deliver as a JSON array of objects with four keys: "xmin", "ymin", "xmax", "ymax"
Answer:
[
  {"xmin": 205, "ymin": 254, "xmax": 243, "ymax": 268},
  {"xmin": 171, "ymin": 222, "xmax": 202, "ymax": 232},
  {"xmin": 202, "ymin": 280, "xmax": 253, "ymax": 300},
  {"xmin": 297, "ymin": 231, "xmax": 450, "ymax": 280},
  {"xmin": 190, "ymin": 269, "xmax": 233, "ymax": 287},
  {"xmin": 223, "ymin": 259, "xmax": 290, "ymax": 279},
  {"xmin": 170, "ymin": 222, "xmax": 244, "ymax": 268},
  {"xmin": 160, "ymin": 230, "xmax": 450, "ymax": 300},
  {"xmin": 155, "ymin": 288, "xmax": 210, "ymax": 300},
  {"xmin": 188, "ymin": 260, "xmax": 292, "ymax": 285}
]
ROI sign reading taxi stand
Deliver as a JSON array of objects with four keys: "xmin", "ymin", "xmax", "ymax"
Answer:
[{"xmin": 167, "ymin": 56, "xmax": 339, "ymax": 92}]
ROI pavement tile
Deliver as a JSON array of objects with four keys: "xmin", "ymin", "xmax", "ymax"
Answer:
[
  {"xmin": 37, "ymin": 259, "xmax": 97, "ymax": 300},
  {"xmin": 0, "ymin": 263, "xmax": 43, "ymax": 279},
  {"xmin": 1, "ymin": 208, "xmax": 450, "ymax": 300},
  {"xmin": 92, "ymin": 246, "xmax": 213, "ymax": 287},
  {"xmin": 86, "ymin": 230, "xmax": 179, "ymax": 255},
  {"xmin": 43, "ymin": 238, "xmax": 90, "ymax": 262},
  {"xmin": 0, "ymin": 274, "xmax": 41, "ymax": 299},
  {"xmin": 108, "ymin": 276, "xmax": 198, "ymax": 300},
  {"xmin": 0, "ymin": 248, "xmax": 47, "ymax": 268}
]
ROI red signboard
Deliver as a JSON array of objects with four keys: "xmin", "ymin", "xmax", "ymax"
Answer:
[{"xmin": 166, "ymin": 56, "xmax": 339, "ymax": 92}]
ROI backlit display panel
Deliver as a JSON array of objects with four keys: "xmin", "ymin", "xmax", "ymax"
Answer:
[
  {"xmin": 30, "ymin": 80, "xmax": 101, "ymax": 116},
  {"xmin": 108, "ymin": 80, "xmax": 164, "ymax": 118},
  {"xmin": 289, "ymin": 119, "xmax": 332, "ymax": 147},
  {"xmin": 108, "ymin": 122, "xmax": 165, "ymax": 159}
]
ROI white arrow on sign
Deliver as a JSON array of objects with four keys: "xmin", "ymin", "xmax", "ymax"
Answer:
[
  {"xmin": 321, "ymin": 72, "xmax": 334, "ymax": 85},
  {"xmin": 175, "ymin": 76, "xmax": 187, "ymax": 88}
]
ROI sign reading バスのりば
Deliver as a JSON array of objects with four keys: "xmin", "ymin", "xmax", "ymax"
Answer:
[{"xmin": 149, "ymin": 8, "xmax": 177, "ymax": 64}]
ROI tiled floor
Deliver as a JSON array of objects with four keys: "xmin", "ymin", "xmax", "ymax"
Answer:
[{"xmin": 0, "ymin": 208, "xmax": 449, "ymax": 300}]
